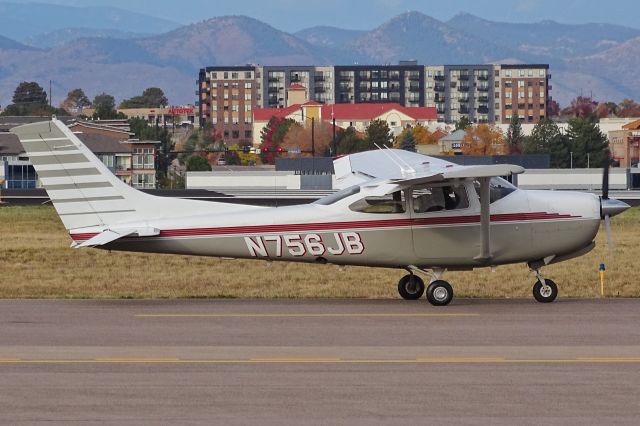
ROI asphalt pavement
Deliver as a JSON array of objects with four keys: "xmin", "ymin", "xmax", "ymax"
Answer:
[{"xmin": 2, "ymin": 298, "xmax": 640, "ymax": 425}]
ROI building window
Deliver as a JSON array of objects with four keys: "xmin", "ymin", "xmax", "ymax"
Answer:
[
  {"xmin": 132, "ymin": 173, "xmax": 155, "ymax": 189},
  {"xmin": 504, "ymin": 70, "xmax": 512, "ymax": 77},
  {"xmin": 232, "ymin": 130, "xmax": 239, "ymax": 139},
  {"xmin": 245, "ymin": 117, "xmax": 252, "ymax": 124},
  {"xmin": 211, "ymin": 72, "xmax": 217, "ymax": 79},
  {"xmin": 245, "ymin": 71, "xmax": 252, "ymax": 79},
  {"xmin": 528, "ymin": 69, "xmax": 533, "ymax": 77},
  {"xmin": 244, "ymin": 82, "xmax": 252, "ymax": 89},
  {"xmin": 224, "ymin": 72, "xmax": 228, "ymax": 79},
  {"xmin": 519, "ymin": 70, "xmax": 525, "ymax": 77},
  {"xmin": 224, "ymin": 130, "xmax": 229, "ymax": 138},
  {"xmin": 245, "ymin": 105, "xmax": 251, "ymax": 112},
  {"xmin": 211, "ymin": 82, "xmax": 218, "ymax": 88},
  {"xmin": 528, "ymin": 91, "xmax": 533, "ymax": 98},
  {"xmin": 245, "ymin": 130, "xmax": 252, "ymax": 138},
  {"xmin": 231, "ymin": 72, "xmax": 238, "ymax": 79},
  {"xmin": 518, "ymin": 80, "xmax": 525, "ymax": 88},
  {"xmin": 540, "ymin": 90, "xmax": 545, "ymax": 98},
  {"xmin": 539, "ymin": 69, "xmax": 546, "ymax": 77},
  {"xmin": 132, "ymin": 147, "xmax": 154, "ymax": 170}
]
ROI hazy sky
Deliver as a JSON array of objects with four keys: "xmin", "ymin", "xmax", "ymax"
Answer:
[{"xmin": 3, "ymin": 0, "xmax": 638, "ymax": 31}]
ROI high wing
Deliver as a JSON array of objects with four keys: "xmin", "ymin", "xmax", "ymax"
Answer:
[{"xmin": 334, "ymin": 149, "xmax": 524, "ymax": 192}]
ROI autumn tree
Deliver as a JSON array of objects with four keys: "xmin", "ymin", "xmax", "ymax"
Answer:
[
  {"xmin": 524, "ymin": 118, "xmax": 570, "ymax": 168},
  {"xmin": 461, "ymin": 124, "xmax": 505, "ymax": 155},
  {"xmin": 280, "ymin": 121, "xmax": 332, "ymax": 157},
  {"xmin": 396, "ymin": 124, "xmax": 439, "ymax": 146},
  {"xmin": 61, "ymin": 88, "xmax": 91, "ymax": 113},
  {"xmin": 259, "ymin": 117, "xmax": 295, "ymax": 163},
  {"xmin": 618, "ymin": 99, "xmax": 640, "ymax": 118},
  {"xmin": 561, "ymin": 96, "xmax": 598, "ymax": 120},
  {"xmin": 506, "ymin": 113, "xmax": 524, "ymax": 154}
]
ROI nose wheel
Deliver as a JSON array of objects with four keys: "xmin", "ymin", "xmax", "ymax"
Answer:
[{"xmin": 533, "ymin": 278, "xmax": 558, "ymax": 303}]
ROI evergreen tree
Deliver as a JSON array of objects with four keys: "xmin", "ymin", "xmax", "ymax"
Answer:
[
  {"xmin": 565, "ymin": 117, "xmax": 609, "ymax": 168},
  {"xmin": 364, "ymin": 119, "xmax": 393, "ymax": 149},
  {"xmin": 524, "ymin": 118, "xmax": 570, "ymax": 168},
  {"xmin": 336, "ymin": 127, "xmax": 367, "ymax": 155},
  {"xmin": 454, "ymin": 116, "xmax": 471, "ymax": 131},
  {"xmin": 506, "ymin": 113, "xmax": 524, "ymax": 154},
  {"xmin": 92, "ymin": 93, "xmax": 124, "ymax": 119},
  {"xmin": 185, "ymin": 155, "xmax": 211, "ymax": 171},
  {"xmin": 399, "ymin": 129, "xmax": 417, "ymax": 152},
  {"xmin": 12, "ymin": 81, "xmax": 47, "ymax": 105}
]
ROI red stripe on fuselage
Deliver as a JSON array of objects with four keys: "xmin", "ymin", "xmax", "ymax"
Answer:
[{"xmin": 68, "ymin": 212, "xmax": 581, "ymax": 241}]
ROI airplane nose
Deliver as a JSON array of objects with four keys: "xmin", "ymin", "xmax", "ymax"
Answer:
[{"xmin": 601, "ymin": 198, "xmax": 630, "ymax": 218}]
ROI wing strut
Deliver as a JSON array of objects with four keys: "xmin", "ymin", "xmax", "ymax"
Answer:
[{"xmin": 475, "ymin": 177, "xmax": 492, "ymax": 263}]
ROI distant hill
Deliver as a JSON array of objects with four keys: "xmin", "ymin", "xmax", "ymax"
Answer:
[
  {"xmin": 0, "ymin": 11, "xmax": 638, "ymax": 108},
  {"xmin": 24, "ymin": 27, "xmax": 150, "ymax": 49},
  {"xmin": 295, "ymin": 26, "xmax": 365, "ymax": 48},
  {"xmin": 0, "ymin": 2, "xmax": 178, "ymax": 40}
]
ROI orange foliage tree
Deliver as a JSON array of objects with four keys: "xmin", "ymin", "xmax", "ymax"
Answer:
[
  {"xmin": 280, "ymin": 121, "xmax": 333, "ymax": 157},
  {"xmin": 395, "ymin": 124, "xmax": 439, "ymax": 147},
  {"xmin": 461, "ymin": 124, "xmax": 506, "ymax": 155}
]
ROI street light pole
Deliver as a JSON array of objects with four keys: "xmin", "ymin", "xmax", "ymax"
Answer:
[
  {"xmin": 570, "ymin": 151, "xmax": 573, "ymax": 169},
  {"xmin": 311, "ymin": 116, "xmax": 315, "ymax": 157},
  {"xmin": 332, "ymin": 117, "xmax": 336, "ymax": 156}
]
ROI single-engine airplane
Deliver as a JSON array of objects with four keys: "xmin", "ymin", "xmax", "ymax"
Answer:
[{"xmin": 11, "ymin": 118, "xmax": 630, "ymax": 305}]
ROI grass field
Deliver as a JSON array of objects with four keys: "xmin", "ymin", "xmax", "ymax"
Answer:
[{"xmin": 0, "ymin": 204, "xmax": 638, "ymax": 299}]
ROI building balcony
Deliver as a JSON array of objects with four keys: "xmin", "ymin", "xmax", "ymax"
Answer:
[
  {"xmin": 314, "ymin": 86, "xmax": 326, "ymax": 93},
  {"xmin": 437, "ymin": 108, "xmax": 446, "ymax": 114},
  {"xmin": 267, "ymin": 87, "xmax": 279, "ymax": 93},
  {"xmin": 407, "ymin": 74, "xmax": 420, "ymax": 81},
  {"xmin": 389, "ymin": 95, "xmax": 401, "ymax": 102},
  {"xmin": 476, "ymin": 74, "xmax": 489, "ymax": 81},
  {"xmin": 458, "ymin": 97, "xmax": 469, "ymax": 103},
  {"xmin": 268, "ymin": 77, "xmax": 280, "ymax": 82},
  {"xmin": 389, "ymin": 73, "xmax": 401, "ymax": 80},
  {"xmin": 408, "ymin": 83, "xmax": 420, "ymax": 92},
  {"xmin": 339, "ymin": 76, "xmax": 352, "ymax": 82},
  {"xmin": 434, "ymin": 75, "xmax": 445, "ymax": 81},
  {"xmin": 434, "ymin": 95, "xmax": 446, "ymax": 102},
  {"xmin": 339, "ymin": 84, "xmax": 353, "ymax": 91},
  {"xmin": 314, "ymin": 75, "xmax": 326, "ymax": 82},
  {"xmin": 477, "ymin": 95, "xmax": 489, "ymax": 102},
  {"xmin": 477, "ymin": 86, "xmax": 489, "ymax": 92},
  {"xmin": 458, "ymin": 85, "xmax": 470, "ymax": 92},
  {"xmin": 290, "ymin": 76, "xmax": 301, "ymax": 83},
  {"xmin": 459, "ymin": 106, "xmax": 470, "ymax": 114},
  {"xmin": 359, "ymin": 84, "xmax": 371, "ymax": 91},
  {"xmin": 459, "ymin": 74, "xmax": 470, "ymax": 81},
  {"xmin": 477, "ymin": 106, "xmax": 489, "ymax": 113},
  {"xmin": 434, "ymin": 85, "xmax": 445, "ymax": 92}
]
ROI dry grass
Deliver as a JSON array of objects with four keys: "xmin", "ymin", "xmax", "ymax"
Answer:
[{"xmin": 0, "ymin": 204, "xmax": 638, "ymax": 299}]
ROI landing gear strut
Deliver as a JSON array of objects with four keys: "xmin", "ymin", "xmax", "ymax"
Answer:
[
  {"xmin": 399, "ymin": 267, "xmax": 454, "ymax": 306},
  {"xmin": 532, "ymin": 269, "xmax": 558, "ymax": 303}
]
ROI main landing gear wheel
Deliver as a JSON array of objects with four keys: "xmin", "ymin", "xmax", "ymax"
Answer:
[
  {"xmin": 533, "ymin": 279, "xmax": 558, "ymax": 303},
  {"xmin": 426, "ymin": 280, "xmax": 454, "ymax": 306},
  {"xmin": 398, "ymin": 274, "xmax": 425, "ymax": 300}
]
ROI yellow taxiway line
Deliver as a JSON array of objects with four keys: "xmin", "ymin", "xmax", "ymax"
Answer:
[
  {"xmin": 135, "ymin": 313, "xmax": 479, "ymax": 318},
  {"xmin": 2, "ymin": 358, "xmax": 640, "ymax": 364}
]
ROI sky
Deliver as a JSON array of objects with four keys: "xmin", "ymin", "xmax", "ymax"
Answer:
[{"xmin": 3, "ymin": 0, "xmax": 639, "ymax": 31}]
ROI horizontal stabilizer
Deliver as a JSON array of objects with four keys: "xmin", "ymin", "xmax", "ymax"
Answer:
[{"xmin": 74, "ymin": 227, "xmax": 160, "ymax": 248}]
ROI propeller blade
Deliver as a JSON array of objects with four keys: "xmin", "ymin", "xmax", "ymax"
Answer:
[
  {"xmin": 602, "ymin": 148, "xmax": 610, "ymax": 200},
  {"xmin": 604, "ymin": 214, "xmax": 614, "ymax": 253}
]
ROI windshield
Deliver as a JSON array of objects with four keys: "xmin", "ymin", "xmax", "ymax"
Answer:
[{"xmin": 474, "ymin": 177, "xmax": 518, "ymax": 203}]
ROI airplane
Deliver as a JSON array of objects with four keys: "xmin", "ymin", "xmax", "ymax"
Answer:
[{"xmin": 11, "ymin": 117, "xmax": 630, "ymax": 306}]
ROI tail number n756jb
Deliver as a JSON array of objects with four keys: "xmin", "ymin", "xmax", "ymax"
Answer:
[{"xmin": 244, "ymin": 232, "xmax": 364, "ymax": 258}]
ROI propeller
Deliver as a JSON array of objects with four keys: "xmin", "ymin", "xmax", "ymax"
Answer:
[{"xmin": 600, "ymin": 149, "xmax": 630, "ymax": 252}]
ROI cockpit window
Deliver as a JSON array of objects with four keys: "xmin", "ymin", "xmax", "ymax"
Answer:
[
  {"xmin": 412, "ymin": 184, "xmax": 469, "ymax": 213},
  {"xmin": 474, "ymin": 177, "xmax": 518, "ymax": 203},
  {"xmin": 314, "ymin": 185, "xmax": 360, "ymax": 205},
  {"xmin": 349, "ymin": 191, "xmax": 406, "ymax": 214}
]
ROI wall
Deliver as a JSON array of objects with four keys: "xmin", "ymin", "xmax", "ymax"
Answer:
[
  {"xmin": 518, "ymin": 168, "xmax": 627, "ymax": 190},
  {"xmin": 187, "ymin": 171, "xmax": 301, "ymax": 190}
]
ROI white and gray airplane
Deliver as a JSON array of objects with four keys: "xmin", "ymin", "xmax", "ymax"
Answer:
[{"xmin": 11, "ymin": 118, "xmax": 630, "ymax": 305}]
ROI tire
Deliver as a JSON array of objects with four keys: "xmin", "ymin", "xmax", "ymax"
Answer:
[
  {"xmin": 533, "ymin": 279, "xmax": 558, "ymax": 303},
  {"xmin": 426, "ymin": 280, "xmax": 454, "ymax": 306},
  {"xmin": 398, "ymin": 274, "xmax": 425, "ymax": 300}
]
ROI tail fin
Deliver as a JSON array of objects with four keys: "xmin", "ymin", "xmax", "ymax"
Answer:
[{"xmin": 10, "ymin": 117, "xmax": 259, "ymax": 232}]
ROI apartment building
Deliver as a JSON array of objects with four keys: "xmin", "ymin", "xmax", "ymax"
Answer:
[
  {"xmin": 198, "ymin": 66, "xmax": 258, "ymax": 145},
  {"xmin": 197, "ymin": 62, "xmax": 551, "ymax": 131},
  {"xmin": 495, "ymin": 64, "xmax": 550, "ymax": 124}
]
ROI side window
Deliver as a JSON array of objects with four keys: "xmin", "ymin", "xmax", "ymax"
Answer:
[
  {"xmin": 349, "ymin": 191, "xmax": 406, "ymax": 214},
  {"xmin": 412, "ymin": 184, "xmax": 469, "ymax": 213},
  {"xmin": 473, "ymin": 177, "xmax": 517, "ymax": 203}
]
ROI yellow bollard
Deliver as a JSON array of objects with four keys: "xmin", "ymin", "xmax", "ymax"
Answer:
[{"xmin": 599, "ymin": 263, "xmax": 606, "ymax": 297}]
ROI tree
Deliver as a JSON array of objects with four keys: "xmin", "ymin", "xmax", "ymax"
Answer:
[
  {"xmin": 92, "ymin": 93, "xmax": 123, "ymax": 119},
  {"xmin": 259, "ymin": 116, "xmax": 295, "ymax": 164},
  {"xmin": 364, "ymin": 119, "xmax": 393, "ymax": 148},
  {"xmin": 524, "ymin": 118, "xmax": 570, "ymax": 168},
  {"xmin": 281, "ymin": 121, "xmax": 332, "ymax": 157},
  {"xmin": 12, "ymin": 81, "xmax": 47, "ymax": 105},
  {"xmin": 336, "ymin": 127, "xmax": 367, "ymax": 155},
  {"xmin": 565, "ymin": 117, "xmax": 609, "ymax": 168},
  {"xmin": 454, "ymin": 116, "xmax": 471, "ymax": 131},
  {"xmin": 0, "ymin": 81, "xmax": 67, "ymax": 117},
  {"xmin": 399, "ymin": 129, "xmax": 417, "ymax": 152},
  {"xmin": 61, "ymin": 88, "xmax": 91, "ymax": 113},
  {"xmin": 186, "ymin": 155, "xmax": 212, "ymax": 171},
  {"xmin": 129, "ymin": 117, "xmax": 175, "ymax": 183},
  {"xmin": 119, "ymin": 87, "xmax": 169, "ymax": 109},
  {"xmin": 396, "ymin": 124, "xmax": 439, "ymax": 146},
  {"xmin": 618, "ymin": 98, "xmax": 640, "ymax": 118},
  {"xmin": 461, "ymin": 124, "xmax": 505, "ymax": 155},
  {"xmin": 506, "ymin": 113, "xmax": 524, "ymax": 154},
  {"xmin": 547, "ymin": 99, "xmax": 560, "ymax": 117},
  {"xmin": 561, "ymin": 96, "xmax": 598, "ymax": 120}
]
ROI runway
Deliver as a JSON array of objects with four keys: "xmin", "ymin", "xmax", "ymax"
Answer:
[{"xmin": 2, "ymin": 299, "xmax": 640, "ymax": 425}]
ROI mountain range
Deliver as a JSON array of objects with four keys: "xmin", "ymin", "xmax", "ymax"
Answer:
[{"xmin": 0, "ymin": 5, "xmax": 638, "ymax": 108}]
